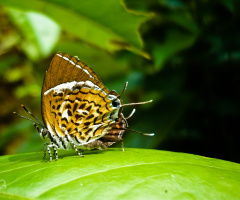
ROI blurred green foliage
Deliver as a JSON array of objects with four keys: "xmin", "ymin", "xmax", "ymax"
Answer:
[{"xmin": 0, "ymin": 0, "xmax": 239, "ymax": 163}]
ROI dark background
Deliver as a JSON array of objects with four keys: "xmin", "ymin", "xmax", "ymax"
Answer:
[{"xmin": 0, "ymin": 0, "xmax": 239, "ymax": 163}]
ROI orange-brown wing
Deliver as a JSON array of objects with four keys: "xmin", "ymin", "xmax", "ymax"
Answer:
[
  {"xmin": 41, "ymin": 53, "xmax": 121, "ymax": 144},
  {"xmin": 42, "ymin": 53, "xmax": 107, "ymax": 94}
]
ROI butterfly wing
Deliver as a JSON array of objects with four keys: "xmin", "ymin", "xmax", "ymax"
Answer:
[
  {"xmin": 42, "ymin": 53, "xmax": 107, "ymax": 93},
  {"xmin": 41, "ymin": 53, "xmax": 122, "ymax": 145}
]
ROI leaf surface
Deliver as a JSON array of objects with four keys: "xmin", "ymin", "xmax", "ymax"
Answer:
[
  {"xmin": 0, "ymin": 149, "xmax": 239, "ymax": 200},
  {"xmin": 0, "ymin": 0, "xmax": 149, "ymax": 57}
]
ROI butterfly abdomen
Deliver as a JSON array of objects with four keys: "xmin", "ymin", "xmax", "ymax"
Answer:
[{"xmin": 100, "ymin": 118, "xmax": 126, "ymax": 142}]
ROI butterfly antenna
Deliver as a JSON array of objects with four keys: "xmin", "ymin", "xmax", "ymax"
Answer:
[
  {"xmin": 119, "ymin": 82, "xmax": 128, "ymax": 97},
  {"xmin": 120, "ymin": 109, "xmax": 136, "ymax": 126},
  {"xmin": 116, "ymin": 128, "xmax": 155, "ymax": 136},
  {"xmin": 125, "ymin": 108, "xmax": 136, "ymax": 119},
  {"xmin": 13, "ymin": 111, "xmax": 44, "ymax": 127},
  {"xmin": 121, "ymin": 100, "xmax": 153, "ymax": 107},
  {"xmin": 20, "ymin": 104, "xmax": 44, "ymax": 127}
]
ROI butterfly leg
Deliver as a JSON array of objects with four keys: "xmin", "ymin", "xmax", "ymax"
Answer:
[
  {"xmin": 72, "ymin": 141, "xmax": 84, "ymax": 158},
  {"xmin": 47, "ymin": 143, "xmax": 59, "ymax": 161},
  {"xmin": 52, "ymin": 143, "xmax": 58, "ymax": 161},
  {"xmin": 46, "ymin": 144, "xmax": 53, "ymax": 162},
  {"xmin": 65, "ymin": 135, "xmax": 84, "ymax": 158}
]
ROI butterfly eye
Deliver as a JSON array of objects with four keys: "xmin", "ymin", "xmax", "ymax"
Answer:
[
  {"xmin": 115, "ymin": 118, "xmax": 119, "ymax": 122},
  {"xmin": 112, "ymin": 99, "xmax": 121, "ymax": 107}
]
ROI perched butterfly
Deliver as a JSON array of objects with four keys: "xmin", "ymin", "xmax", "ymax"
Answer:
[{"xmin": 14, "ymin": 53, "xmax": 154, "ymax": 161}]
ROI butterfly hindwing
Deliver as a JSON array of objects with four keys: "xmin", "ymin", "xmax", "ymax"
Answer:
[{"xmin": 41, "ymin": 53, "xmax": 121, "ymax": 147}]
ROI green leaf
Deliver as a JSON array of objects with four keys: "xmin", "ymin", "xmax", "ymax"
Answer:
[
  {"xmin": 0, "ymin": 0, "xmax": 150, "ymax": 58},
  {"xmin": 153, "ymin": 30, "xmax": 197, "ymax": 69},
  {"xmin": 0, "ymin": 149, "xmax": 239, "ymax": 199},
  {"xmin": 7, "ymin": 8, "xmax": 60, "ymax": 60}
]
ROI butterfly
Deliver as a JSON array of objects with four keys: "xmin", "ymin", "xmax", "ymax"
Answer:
[{"xmin": 14, "ymin": 52, "xmax": 154, "ymax": 161}]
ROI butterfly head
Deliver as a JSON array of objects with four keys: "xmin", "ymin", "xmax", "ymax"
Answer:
[
  {"xmin": 39, "ymin": 127, "xmax": 49, "ymax": 140},
  {"xmin": 102, "ymin": 82, "xmax": 154, "ymax": 145}
]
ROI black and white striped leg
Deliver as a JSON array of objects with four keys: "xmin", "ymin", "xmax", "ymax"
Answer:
[
  {"xmin": 52, "ymin": 143, "xmax": 58, "ymax": 161},
  {"xmin": 72, "ymin": 141, "xmax": 84, "ymax": 157},
  {"xmin": 46, "ymin": 144, "xmax": 53, "ymax": 162},
  {"xmin": 66, "ymin": 136, "xmax": 84, "ymax": 158},
  {"xmin": 45, "ymin": 143, "xmax": 59, "ymax": 161}
]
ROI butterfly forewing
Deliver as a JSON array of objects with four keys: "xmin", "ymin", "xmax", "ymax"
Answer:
[
  {"xmin": 41, "ymin": 53, "xmax": 121, "ymax": 146},
  {"xmin": 42, "ymin": 53, "xmax": 107, "ymax": 93}
]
